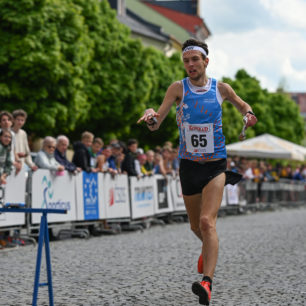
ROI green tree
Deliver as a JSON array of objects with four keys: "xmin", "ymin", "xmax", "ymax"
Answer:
[
  {"xmin": 221, "ymin": 69, "xmax": 304, "ymax": 144},
  {"xmin": 0, "ymin": 0, "xmax": 93, "ymax": 135},
  {"xmin": 72, "ymin": 0, "xmax": 184, "ymax": 146}
]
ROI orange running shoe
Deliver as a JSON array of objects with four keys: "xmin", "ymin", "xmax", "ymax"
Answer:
[
  {"xmin": 198, "ymin": 253, "xmax": 203, "ymax": 274},
  {"xmin": 192, "ymin": 280, "xmax": 211, "ymax": 305}
]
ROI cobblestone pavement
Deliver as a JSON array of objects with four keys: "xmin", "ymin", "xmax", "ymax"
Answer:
[{"xmin": 1, "ymin": 206, "xmax": 306, "ymax": 306}]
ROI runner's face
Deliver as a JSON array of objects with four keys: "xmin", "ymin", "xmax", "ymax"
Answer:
[{"xmin": 183, "ymin": 50, "xmax": 207, "ymax": 81}]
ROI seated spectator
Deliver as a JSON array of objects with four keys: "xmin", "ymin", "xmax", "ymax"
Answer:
[
  {"xmin": 12, "ymin": 109, "xmax": 37, "ymax": 171},
  {"xmin": 0, "ymin": 130, "xmax": 13, "ymax": 185},
  {"xmin": 121, "ymin": 139, "xmax": 139, "ymax": 177},
  {"xmin": 72, "ymin": 131, "xmax": 95, "ymax": 173},
  {"xmin": 0, "ymin": 110, "xmax": 21, "ymax": 174},
  {"xmin": 35, "ymin": 136, "xmax": 64, "ymax": 172},
  {"xmin": 88, "ymin": 137, "xmax": 104, "ymax": 171},
  {"xmin": 54, "ymin": 135, "xmax": 81, "ymax": 174},
  {"xmin": 144, "ymin": 150, "xmax": 155, "ymax": 175}
]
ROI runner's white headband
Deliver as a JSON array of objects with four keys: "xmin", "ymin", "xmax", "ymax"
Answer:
[{"xmin": 183, "ymin": 46, "xmax": 207, "ymax": 57}]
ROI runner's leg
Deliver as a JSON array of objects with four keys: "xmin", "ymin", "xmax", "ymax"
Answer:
[
  {"xmin": 200, "ymin": 173, "xmax": 225, "ymax": 279},
  {"xmin": 183, "ymin": 193, "xmax": 202, "ymax": 241}
]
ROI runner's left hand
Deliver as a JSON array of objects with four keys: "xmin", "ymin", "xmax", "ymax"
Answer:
[{"xmin": 244, "ymin": 112, "xmax": 257, "ymax": 128}]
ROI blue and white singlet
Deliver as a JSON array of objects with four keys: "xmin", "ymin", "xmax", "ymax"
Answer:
[{"xmin": 176, "ymin": 77, "xmax": 227, "ymax": 161}]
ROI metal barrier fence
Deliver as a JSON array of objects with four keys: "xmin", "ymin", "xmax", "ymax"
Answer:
[{"xmin": 0, "ymin": 170, "xmax": 305, "ymax": 234}]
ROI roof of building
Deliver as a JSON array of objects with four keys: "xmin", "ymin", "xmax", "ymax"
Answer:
[
  {"xmin": 143, "ymin": 2, "xmax": 211, "ymax": 36},
  {"xmin": 125, "ymin": 0, "xmax": 191, "ymax": 44}
]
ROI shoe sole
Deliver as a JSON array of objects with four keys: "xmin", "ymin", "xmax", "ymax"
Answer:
[{"xmin": 192, "ymin": 282, "xmax": 210, "ymax": 305}]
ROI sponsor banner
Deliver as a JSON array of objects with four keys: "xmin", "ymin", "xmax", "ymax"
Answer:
[
  {"xmin": 103, "ymin": 173, "xmax": 130, "ymax": 219},
  {"xmin": 0, "ymin": 169, "xmax": 26, "ymax": 227},
  {"xmin": 31, "ymin": 169, "xmax": 76, "ymax": 223},
  {"xmin": 170, "ymin": 176, "xmax": 186, "ymax": 212},
  {"xmin": 226, "ymin": 184, "xmax": 239, "ymax": 205},
  {"xmin": 154, "ymin": 175, "xmax": 174, "ymax": 215},
  {"xmin": 129, "ymin": 176, "xmax": 155, "ymax": 219},
  {"xmin": 75, "ymin": 172, "xmax": 103, "ymax": 221}
]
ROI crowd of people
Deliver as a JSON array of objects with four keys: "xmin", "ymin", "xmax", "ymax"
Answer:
[{"xmin": 0, "ymin": 109, "xmax": 305, "ymax": 186}]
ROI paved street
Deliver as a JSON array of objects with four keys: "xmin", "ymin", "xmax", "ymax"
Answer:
[{"xmin": 1, "ymin": 206, "xmax": 306, "ymax": 306}]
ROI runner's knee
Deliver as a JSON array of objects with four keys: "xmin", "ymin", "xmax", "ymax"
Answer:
[{"xmin": 199, "ymin": 215, "xmax": 215, "ymax": 233}]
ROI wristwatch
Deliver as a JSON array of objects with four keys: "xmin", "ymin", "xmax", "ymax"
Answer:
[{"xmin": 246, "ymin": 111, "xmax": 255, "ymax": 116}]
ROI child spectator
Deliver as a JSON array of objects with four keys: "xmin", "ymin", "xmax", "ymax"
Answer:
[
  {"xmin": 0, "ymin": 130, "xmax": 13, "ymax": 185},
  {"xmin": 12, "ymin": 109, "xmax": 37, "ymax": 171},
  {"xmin": 72, "ymin": 131, "xmax": 95, "ymax": 173}
]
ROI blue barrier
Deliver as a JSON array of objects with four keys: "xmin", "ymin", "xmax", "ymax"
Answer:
[{"xmin": 0, "ymin": 207, "xmax": 67, "ymax": 306}]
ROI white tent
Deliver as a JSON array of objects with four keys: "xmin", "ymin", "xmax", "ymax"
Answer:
[{"xmin": 226, "ymin": 133, "xmax": 306, "ymax": 161}]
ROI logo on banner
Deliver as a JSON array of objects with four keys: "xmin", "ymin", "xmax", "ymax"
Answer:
[
  {"xmin": 41, "ymin": 176, "xmax": 71, "ymax": 210},
  {"xmin": 109, "ymin": 187, "xmax": 127, "ymax": 206},
  {"xmin": 134, "ymin": 186, "xmax": 153, "ymax": 208},
  {"xmin": 83, "ymin": 172, "xmax": 99, "ymax": 220}
]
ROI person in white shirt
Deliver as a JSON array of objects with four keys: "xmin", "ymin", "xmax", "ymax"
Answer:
[{"xmin": 12, "ymin": 109, "xmax": 37, "ymax": 171}]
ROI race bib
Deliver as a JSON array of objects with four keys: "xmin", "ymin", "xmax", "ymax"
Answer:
[{"xmin": 184, "ymin": 123, "xmax": 214, "ymax": 154}]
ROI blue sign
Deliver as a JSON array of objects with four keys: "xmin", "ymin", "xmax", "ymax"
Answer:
[{"xmin": 83, "ymin": 172, "xmax": 99, "ymax": 220}]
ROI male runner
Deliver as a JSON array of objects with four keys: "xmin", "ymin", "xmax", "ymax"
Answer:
[{"xmin": 137, "ymin": 38, "xmax": 257, "ymax": 305}]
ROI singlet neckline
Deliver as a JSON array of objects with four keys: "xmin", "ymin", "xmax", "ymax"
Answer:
[{"xmin": 187, "ymin": 77, "xmax": 212, "ymax": 94}]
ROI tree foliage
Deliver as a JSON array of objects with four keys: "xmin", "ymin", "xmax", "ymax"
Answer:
[
  {"xmin": 0, "ymin": 0, "xmax": 93, "ymax": 135},
  {"xmin": 221, "ymin": 69, "xmax": 304, "ymax": 144},
  {"xmin": 0, "ymin": 0, "xmax": 303, "ymax": 147}
]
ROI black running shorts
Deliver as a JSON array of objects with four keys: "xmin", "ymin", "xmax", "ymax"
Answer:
[{"xmin": 179, "ymin": 158, "xmax": 242, "ymax": 196}]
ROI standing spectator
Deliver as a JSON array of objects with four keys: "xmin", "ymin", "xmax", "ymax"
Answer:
[
  {"xmin": 171, "ymin": 148, "xmax": 180, "ymax": 175},
  {"xmin": 137, "ymin": 154, "xmax": 147, "ymax": 176},
  {"xmin": 72, "ymin": 131, "xmax": 95, "ymax": 173},
  {"xmin": 0, "ymin": 111, "xmax": 21, "ymax": 174},
  {"xmin": 0, "ymin": 130, "xmax": 13, "ymax": 185},
  {"xmin": 161, "ymin": 147, "xmax": 173, "ymax": 175},
  {"xmin": 12, "ymin": 109, "xmax": 37, "ymax": 171},
  {"xmin": 121, "ymin": 139, "xmax": 139, "ymax": 177},
  {"xmin": 108, "ymin": 143, "xmax": 122, "ymax": 174},
  {"xmin": 54, "ymin": 135, "xmax": 81, "ymax": 174},
  {"xmin": 88, "ymin": 137, "xmax": 104, "ymax": 171},
  {"xmin": 35, "ymin": 136, "xmax": 64, "ymax": 172},
  {"xmin": 144, "ymin": 150, "xmax": 155, "ymax": 175}
]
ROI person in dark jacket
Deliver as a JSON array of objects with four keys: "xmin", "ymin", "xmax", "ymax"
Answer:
[
  {"xmin": 72, "ymin": 131, "xmax": 97, "ymax": 173},
  {"xmin": 54, "ymin": 135, "xmax": 81, "ymax": 174},
  {"xmin": 121, "ymin": 138, "xmax": 139, "ymax": 177}
]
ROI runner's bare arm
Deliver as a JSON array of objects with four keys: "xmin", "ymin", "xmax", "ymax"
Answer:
[
  {"xmin": 218, "ymin": 82, "xmax": 253, "ymax": 115},
  {"xmin": 218, "ymin": 81, "xmax": 257, "ymax": 129},
  {"xmin": 137, "ymin": 81, "xmax": 182, "ymax": 131}
]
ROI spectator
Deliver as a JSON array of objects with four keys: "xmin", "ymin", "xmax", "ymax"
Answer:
[
  {"xmin": 153, "ymin": 152, "xmax": 166, "ymax": 176},
  {"xmin": 0, "ymin": 130, "xmax": 13, "ymax": 185},
  {"xmin": 121, "ymin": 138, "xmax": 139, "ymax": 177},
  {"xmin": 161, "ymin": 147, "xmax": 173, "ymax": 175},
  {"xmin": 12, "ymin": 109, "xmax": 37, "ymax": 171},
  {"xmin": 100, "ymin": 146, "xmax": 112, "ymax": 172},
  {"xmin": 243, "ymin": 160, "xmax": 255, "ymax": 180},
  {"xmin": 54, "ymin": 135, "xmax": 81, "ymax": 174},
  {"xmin": 88, "ymin": 137, "xmax": 104, "ymax": 171},
  {"xmin": 144, "ymin": 150, "xmax": 155, "ymax": 175},
  {"xmin": 72, "ymin": 131, "xmax": 95, "ymax": 173},
  {"xmin": 115, "ymin": 151, "xmax": 125, "ymax": 174},
  {"xmin": 137, "ymin": 154, "xmax": 147, "ymax": 176},
  {"xmin": 108, "ymin": 143, "xmax": 122, "ymax": 174},
  {"xmin": 171, "ymin": 148, "xmax": 180, "ymax": 175},
  {"xmin": 293, "ymin": 166, "xmax": 304, "ymax": 181},
  {"xmin": 35, "ymin": 136, "xmax": 64, "ymax": 172},
  {"xmin": 0, "ymin": 110, "xmax": 21, "ymax": 174}
]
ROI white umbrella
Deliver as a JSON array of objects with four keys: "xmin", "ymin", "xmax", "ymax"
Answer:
[{"xmin": 226, "ymin": 133, "xmax": 306, "ymax": 161}]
